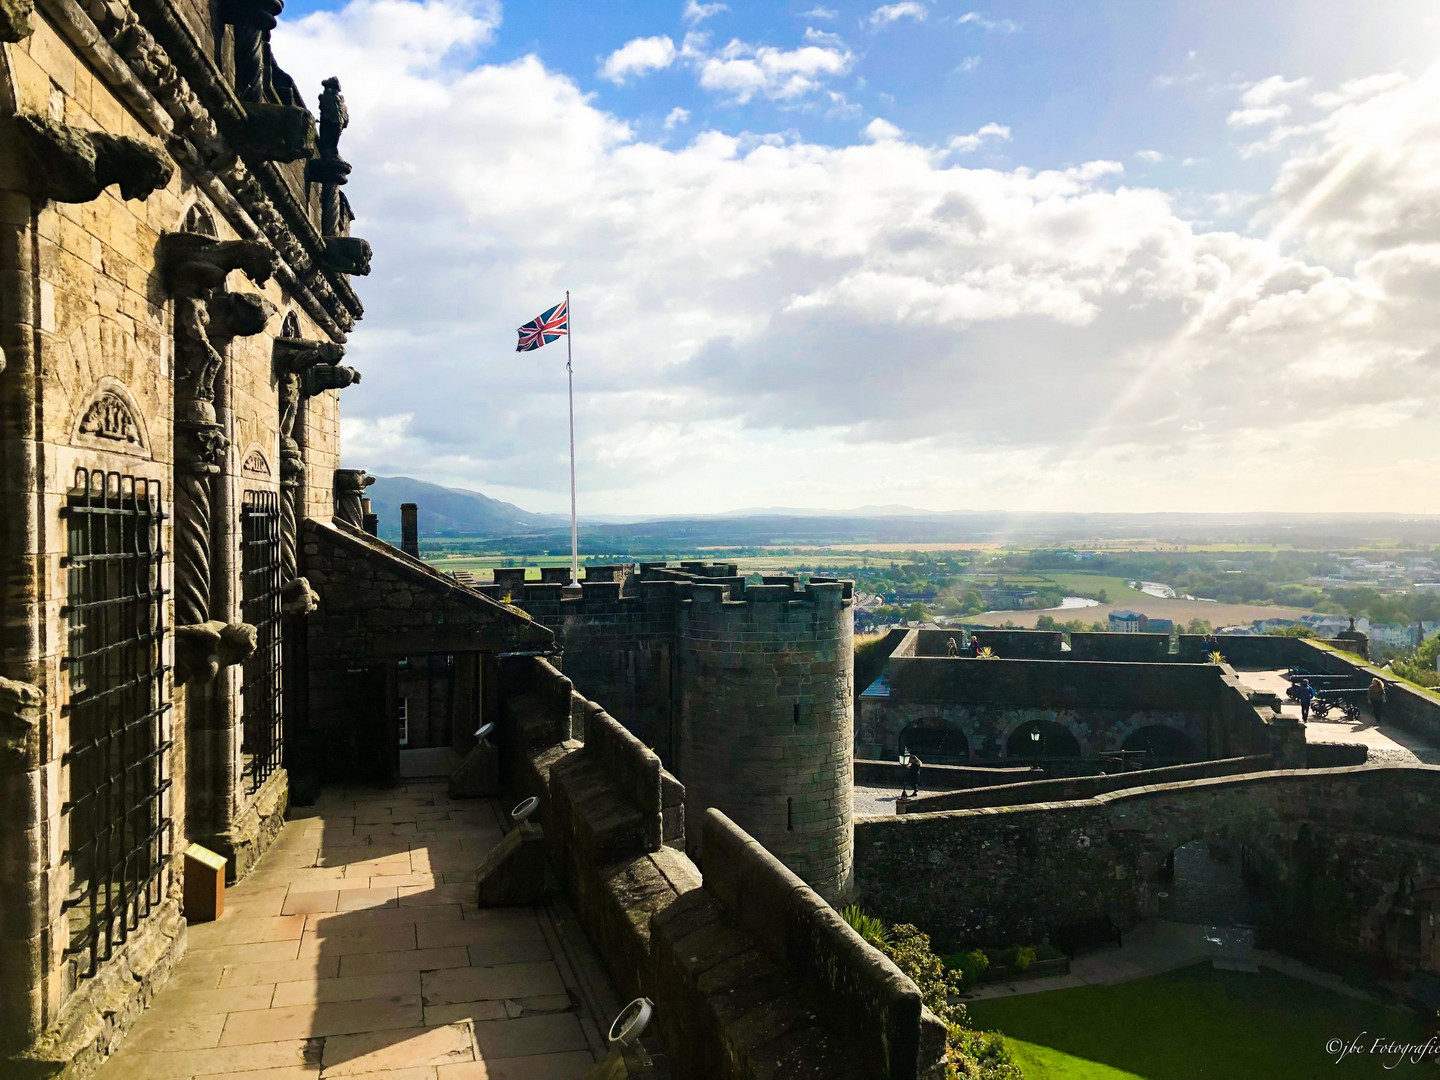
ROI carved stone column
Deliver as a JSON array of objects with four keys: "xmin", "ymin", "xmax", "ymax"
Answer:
[{"xmin": 333, "ymin": 469, "xmax": 373, "ymax": 529}]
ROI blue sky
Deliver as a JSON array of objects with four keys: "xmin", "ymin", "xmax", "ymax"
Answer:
[{"xmin": 271, "ymin": 0, "xmax": 1440, "ymax": 513}]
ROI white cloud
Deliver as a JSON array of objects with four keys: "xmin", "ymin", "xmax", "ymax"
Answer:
[
  {"xmin": 696, "ymin": 39, "xmax": 853, "ymax": 103},
  {"xmin": 863, "ymin": 117, "xmax": 903, "ymax": 141},
  {"xmin": 272, "ymin": 4, "xmax": 1440, "ymax": 514},
  {"xmin": 664, "ymin": 106, "xmax": 691, "ymax": 129},
  {"xmin": 955, "ymin": 11, "xmax": 1020, "ymax": 32},
  {"xmin": 600, "ymin": 35, "xmax": 677, "ymax": 84},
  {"xmin": 956, "ymin": 55, "xmax": 981, "ymax": 73},
  {"xmin": 868, "ymin": 2, "xmax": 927, "ymax": 27},
  {"xmin": 1136, "ymin": 149, "xmax": 1164, "ymax": 162},
  {"xmin": 1241, "ymin": 74, "xmax": 1309, "ymax": 108},
  {"xmin": 1228, "ymin": 105, "xmax": 1289, "ymax": 127},
  {"xmin": 802, "ymin": 5, "xmax": 837, "ymax": 17},
  {"xmin": 684, "ymin": 0, "xmax": 728, "ymax": 23},
  {"xmin": 948, "ymin": 121, "xmax": 1010, "ymax": 152}
]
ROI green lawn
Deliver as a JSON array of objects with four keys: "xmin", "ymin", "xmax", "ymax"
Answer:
[{"xmin": 966, "ymin": 964, "xmax": 1433, "ymax": 1080}]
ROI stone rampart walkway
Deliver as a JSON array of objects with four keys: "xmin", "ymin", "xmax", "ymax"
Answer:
[{"xmin": 97, "ymin": 781, "xmax": 609, "ymax": 1079}]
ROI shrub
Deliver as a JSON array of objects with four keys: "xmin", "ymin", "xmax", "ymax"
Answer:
[
  {"xmin": 976, "ymin": 646, "xmax": 998, "ymax": 659},
  {"xmin": 1014, "ymin": 945, "xmax": 1036, "ymax": 970},
  {"xmin": 949, "ymin": 1027, "xmax": 1024, "ymax": 1080},
  {"xmin": 946, "ymin": 948, "xmax": 991, "ymax": 989},
  {"xmin": 841, "ymin": 905, "xmax": 891, "ymax": 951}
]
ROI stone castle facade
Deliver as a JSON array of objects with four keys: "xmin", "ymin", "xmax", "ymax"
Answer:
[{"xmin": 0, "ymin": 0, "xmax": 368, "ymax": 1068}]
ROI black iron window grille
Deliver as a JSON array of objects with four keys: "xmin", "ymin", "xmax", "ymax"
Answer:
[
  {"xmin": 62, "ymin": 468, "xmax": 171, "ymax": 980},
  {"xmin": 241, "ymin": 490, "xmax": 283, "ymax": 792}
]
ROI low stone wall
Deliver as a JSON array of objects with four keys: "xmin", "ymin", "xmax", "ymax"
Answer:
[
  {"xmin": 854, "ymin": 766, "xmax": 1440, "ymax": 973},
  {"xmin": 1070, "ymin": 633, "xmax": 1172, "ymax": 662},
  {"xmin": 915, "ymin": 628, "xmax": 1061, "ymax": 659},
  {"xmin": 898, "ymin": 755, "xmax": 1275, "ymax": 813},
  {"xmin": 1308, "ymin": 743, "xmax": 1369, "ymax": 768},
  {"xmin": 855, "ymin": 758, "xmax": 1041, "ymax": 791},
  {"xmin": 650, "ymin": 810, "xmax": 946, "ymax": 1080},
  {"xmin": 496, "ymin": 656, "xmax": 943, "ymax": 1079}
]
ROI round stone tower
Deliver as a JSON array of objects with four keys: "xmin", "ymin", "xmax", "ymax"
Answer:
[{"xmin": 678, "ymin": 577, "xmax": 854, "ymax": 900}]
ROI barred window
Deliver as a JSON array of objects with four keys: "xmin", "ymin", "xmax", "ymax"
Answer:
[
  {"xmin": 241, "ymin": 490, "xmax": 283, "ymax": 791},
  {"xmin": 63, "ymin": 469, "xmax": 171, "ymax": 980}
]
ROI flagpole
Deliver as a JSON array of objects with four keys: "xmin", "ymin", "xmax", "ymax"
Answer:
[{"xmin": 566, "ymin": 290, "xmax": 578, "ymax": 587}]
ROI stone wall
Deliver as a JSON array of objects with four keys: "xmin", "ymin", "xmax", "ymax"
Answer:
[
  {"xmin": 898, "ymin": 754, "xmax": 1275, "ymax": 813},
  {"xmin": 855, "ymin": 758, "xmax": 1042, "ymax": 792},
  {"xmin": 915, "ymin": 628, "xmax": 1061, "ymax": 659},
  {"xmin": 1069, "ymin": 632, "xmax": 1172, "ymax": 662},
  {"xmin": 856, "ymin": 656, "xmax": 1274, "ymax": 765},
  {"xmin": 495, "ymin": 655, "xmax": 945, "ymax": 1080},
  {"xmin": 854, "ymin": 766, "xmax": 1440, "ymax": 974}
]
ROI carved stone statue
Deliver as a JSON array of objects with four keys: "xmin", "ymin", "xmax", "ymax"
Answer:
[
  {"xmin": 0, "ymin": 676, "xmax": 42, "ymax": 763},
  {"xmin": 242, "ymin": 101, "xmax": 316, "ymax": 163},
  {"xmin": 281, "ymin": 577, "xmax": 319, "ymax": 616},
  {"xmin": 318, "ymin": 77, "xmax": 348, "ymax": 159},
  {"xmin": 174, "ymin": 298, "xmax": 225, "ymax": 422},
  {"xmin": 333, "ymin": 469, "xmax": 374, "ymax": 528},
  {"xmin": 174, "ymin": 620, "xmax": 258, "ymax": 684},
  {"xmin": 274, "ymin": 335, "xmax": 345, "ymax": 375},
  {"xmin": 2, "ymin": 114, "xmax": 172, "ymax": 203},
  {"xmin": 207, "ymin": 292, "xmax": 276, "ymax": 352},
  {"xmin": 0, "ymin": 0, "xmax": 34, "ymax": 42}
]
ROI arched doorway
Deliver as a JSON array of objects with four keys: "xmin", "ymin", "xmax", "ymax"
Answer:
[
  {"xmin": 1158, "ymin": 838, "xmax": 1271, "ymax": 927},
  {"xmin": 1007, "ymin": 720, "xmax": 1080, "ymax": 759},
  {"xmin": 1121, "ymin": 725, "xmax": 1199, "ymax": 765},
  {"xmin": 899, "ymin": 719, "xmax": 969, "ymax": 764}
]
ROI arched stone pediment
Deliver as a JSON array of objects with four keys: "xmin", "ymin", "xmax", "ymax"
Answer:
[
  {"xmin": 71, "ymin": 376, "xmax": 151, "ymax": 458},
  {"xmin": 241, "ymin": 443, "xmax": 273, "ymax": 478}
]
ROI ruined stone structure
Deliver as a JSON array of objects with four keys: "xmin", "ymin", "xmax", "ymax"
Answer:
[{"xmin": 483, "ymin": 563, "xmax": 857, "ymax": 901}]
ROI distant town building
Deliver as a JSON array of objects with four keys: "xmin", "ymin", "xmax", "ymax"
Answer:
[{"xmin": 1109, "ymin": 610, "xmax": 1143, "ymax": 632}]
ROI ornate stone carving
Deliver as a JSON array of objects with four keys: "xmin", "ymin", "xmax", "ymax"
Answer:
[
  {"xmin": 219, "ymin": 0, "xmax": 285, "ymax": 101},
  {"xmin": 174, "ymin": 620, "xmax": 257, "ymax": 684},
  {"xmin": 0, "ymin": 677, "xmax": 42, "ymax": 762},
  {"xmin": 302, "ymin": 363, "xmax": 361, "ymax": 396},
  {"xmin": 281, "ymin": 577, "xmax": 318, "ymax": 616},
  {"xmin": 322, "ymin": 236, "xmax": 371, "ymax": 276},
  {"xmin": 333, "ymin": 469, "xmax": 374, "ymax": 528},
  {"xmin": 174, "ymin": 298, "xmax": 225, "ymax": 423},
  {"xmin": 0, "ymin": 0, "xmax": 34, "ymax": 42},
  {"xmin": 72, "ymin": 378, "xmax": 151, "ymax": 456},
  {"xmin": 278, "ymin": 371, "xmax": 304, "ymax": 579},
  {"xmin": 159, "ymin": 232, "xmax": 278, "ymax": 298},
  {"xmin": 242, "ymin": 448, "xmax": 272, "ymax": 477},
  {"xmin": 1, "ymin": 114, "xmax": 172, "ymax": 204},
  {"xmin": 274, "ymin": 335, "xmax": 345, "ymax": 375},
  {"xmin": 241, "ymin": 102, "xmax": 316, "ymax": 163},
  {"xmin": 175, "ymin": 422, "xmax": 229, "ymax": 627},
  {"xmin": 206, "ymin": 291, "xmax": 277, "ymax": 352}
]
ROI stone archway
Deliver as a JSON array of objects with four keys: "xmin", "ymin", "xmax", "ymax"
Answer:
[
  {"xmin": 1121, "ymin": 724, "xmax": 1199, "ymax": 764},
  {"xmin": 899, "ymin": 718, "xmax": 970, "ymax": 764},
  {"xmin": 1007, "ymin": 719, "xmax": 1081, "ymax": 759}
]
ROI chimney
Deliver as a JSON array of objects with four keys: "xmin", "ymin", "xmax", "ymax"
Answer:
[
  {"xmin": 400, "ymin": 502, "xmax": 419, "ymax": 557},
  {"xmin": 361, "ymin": 497, "xmax": 378, "ymax": 536}
]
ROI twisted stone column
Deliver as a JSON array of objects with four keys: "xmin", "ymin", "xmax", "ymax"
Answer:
[
  {"xmin": 174, "ymin": 423, "xmax": 228, "ymax": 628},
  {"xmin": 333, "ymin": 469, "xmax": 372, "ymax": 529}
]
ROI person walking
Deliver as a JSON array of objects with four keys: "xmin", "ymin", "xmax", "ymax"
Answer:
[
  {"xmin": 946, "ymin": 636, "xmax": 959, "ymax": 658},
  {"xmin": 1368, "ymin": 677, "xmax": 1387, "ymax": 724},
  {"xmin": 1295, "ymin": 678, "xmax": 1315, "ymax": 722},
  {"xmin": 907, "ymin": 752, "xmax": 923, "ymax": 797}
]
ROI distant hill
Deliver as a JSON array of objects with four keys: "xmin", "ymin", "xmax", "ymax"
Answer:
[{"xmin": 367, "ymin": 476, "xmax": 565, "ymax": 539}]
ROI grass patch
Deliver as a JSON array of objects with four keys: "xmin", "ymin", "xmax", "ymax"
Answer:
[{"xmin": 966, "ymin": 963, "xmax": 1432, "ymax": 1079}]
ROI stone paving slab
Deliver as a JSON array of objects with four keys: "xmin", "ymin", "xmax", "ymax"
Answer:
[{"xmin": 96, "ymin": 781, "xmax": 607, "ymax": 1079}]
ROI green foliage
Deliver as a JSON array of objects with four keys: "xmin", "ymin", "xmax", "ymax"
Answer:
[
  {"xmin": 945, "ymin": 948, "xmax": 991, "ymax": 989},
  {"xmin": 1264, "ymin": 625, "xmax": 1317, "ymax": 638},
  {"xmin": 949, "ymin": 1027, "xmax": 1024, "ymax": 1080},
  {"xmin": 883, "ymin": 924, "xmax": 965, "ymax": 1025},
  {"xmin": 1014, "ymin": 945, "xmax": 1037, "ymax": 970},
  {"xmin": 840, "ymin": 905, "xmax": 891, "ymax": 951},
  {"xmin": 1390, "ymin": 631, "xmax": 1440, "ymax": 688},
  {"xmin": 1208, "ymin": 651, "xmax": 1225, "ymax": 664},
  {"xmin": 1185, "ymin": 618, "xmax": 1213, "ymax": 634},
  {"xmin": 976, "ymin": 646, "xmax": 997, "ymax": 659}
]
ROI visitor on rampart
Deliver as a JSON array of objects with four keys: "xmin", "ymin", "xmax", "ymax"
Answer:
[
  {"xmin": 1368, "ymin": 677, "xmax": 1387, "ymax": 724},
  {"xmin": 1295, "ymin": 678, "xmax": 1315, "ymax": 721},
  {"xmin": 967, "ymin": 634, "xmax": 982, "ymax": 658},
  {"xmin": 907, "ymin": 752, "xmax": 923, "ymax": 796},
  {"xmin": 946, "ymin": 636, "xmax": 959, "ymax": 657}
]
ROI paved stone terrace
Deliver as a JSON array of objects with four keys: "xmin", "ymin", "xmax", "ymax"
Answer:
[{"xmin": 98, "ymin": 782, "xmax": 610, "ymax": 1080}]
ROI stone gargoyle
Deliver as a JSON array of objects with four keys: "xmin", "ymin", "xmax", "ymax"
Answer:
[
  {"xmin": 158, "ymin": 232, "xmax": 278, "ymax": 297},
  {"xmin": 174, "ymin": 620, "xmax": 257, "ymax": 684},
  {"xmin": 241, "ymin": 102, "xmax": 316, "ymax": 163},
  {"xmin": 207, "ymin": 291, "xmax": 277, "ymax": 351},
  {"xmin": 0, "ymin": 676, "xmax": 42, "ymax": 763},
  {"xmin": 323, "ymin": 236, "xmax": 372, "ymax": 276},
  {"xmin": 0, "ymin": 114, "xmax": 172, "ymax": 204},
  {"xmin": 1, "ymin": 0, "xmax": 34, "ymax": 42},
  {"xmin": 303, "ymin": 363, "xmax": 361, "ymax": 396},
  {"xmin": 281, "ymin": 577, "xmax": 319, "ymax": 616},
  {"xmin": 273, "ymin": 335, "xmax": 345, "ymax": 375}
]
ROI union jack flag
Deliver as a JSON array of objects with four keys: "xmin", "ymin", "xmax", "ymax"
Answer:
[{"xmin": 516, "ymin": 299, "xmax": 568, "ymax": 352}]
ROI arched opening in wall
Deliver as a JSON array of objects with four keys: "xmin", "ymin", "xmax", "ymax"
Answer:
[
  {"xmin": 1006, "ymin": 720, "xmax": 1080, "ymax": 760},
  {"xmin": 282, "ymin": 311, "xmax": 300, "ymax": 338},
  {"xmin": 1158, "ymin": 838, "xmax": 1271, "ymax": 928},
  {"xmin": 184, "ymin": 203, "xmax": 217, "ymax": 237},
  {"xmin": 899, "ymin": 719, "xmax": 969, "ymax": 764},
  {"xmin": 1120, "ymin": 725, "xmax": 1199, "ymax": 766}
]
